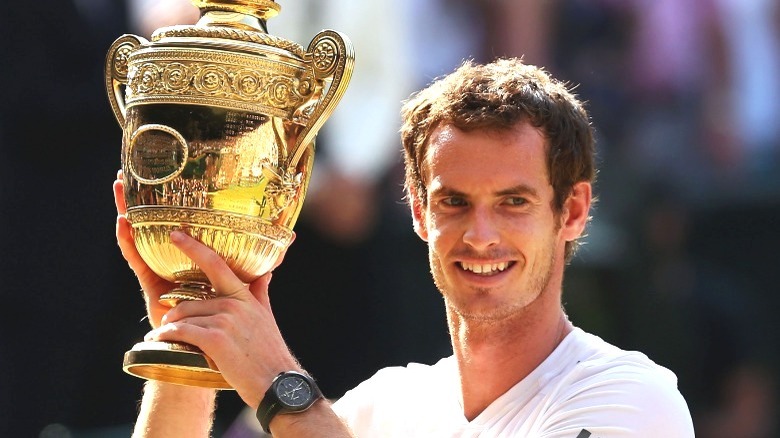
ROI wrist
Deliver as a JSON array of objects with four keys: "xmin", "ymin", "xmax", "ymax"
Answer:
[
  {"xmin": 265, "ymin": 397, "xmax": 329, "ymax": 434},
  {"xmin": 256, "ymin": 371, "xmax": 323, "ymax": 433}
]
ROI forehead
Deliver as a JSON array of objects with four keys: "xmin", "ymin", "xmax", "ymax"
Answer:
[{"xmin": 422, "ymin": 123, "xmax": 550, "ymax": 192}]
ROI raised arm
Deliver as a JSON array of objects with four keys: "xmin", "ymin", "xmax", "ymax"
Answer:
[
  {"xmin": 133, "ymin": 382, "xmax": 216, "ymax": 438},
  {"xmin": 115, "ymin": 173, "xmax": 219, "ymax": 437},
  {"xmin": 145, "ymin": 231, "xmax": 354, "ymax": 436},
  {"xmin": 114, "ymin": 174, "xmax": 353, "ymax": 437}
]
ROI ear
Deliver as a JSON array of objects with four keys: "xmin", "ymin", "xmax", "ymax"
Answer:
[
  {"xmin": 409, "ymin": 189, "xmax": 429, "ymax": 242},
  {"xmin": 560, "ymin": 181, "xmax": 592, "ymax": 242}
]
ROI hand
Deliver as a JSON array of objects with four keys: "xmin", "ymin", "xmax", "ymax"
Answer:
[
  {"xmin": 114, "ymin": 171, "xmax": 174, "ymax": 328},
  {"xmin": 144, "ymin": 231, "xmax": 300, "ymax": 409}
]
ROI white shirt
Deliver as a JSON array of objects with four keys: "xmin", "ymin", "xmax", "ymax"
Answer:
[{"xmin": 332, "ymin": 328, "xmax": 694, "ymax": 437}]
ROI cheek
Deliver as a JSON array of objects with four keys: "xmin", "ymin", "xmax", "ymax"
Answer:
[
  {"xmin": 525, "ymin": 223, "xmax": 562, "ymax": 263},
  {"xmin": 503, "ymin": 215, "xmax": 559, "ymax": 256},
  {"xmin": 425, "ymin": 217, "xmax": 457, "ymax": 253},
  {"xmin": 426, "ymin": 225, "xmax": 443, "ymax": 244},
  {"xmin": 426, "ymin": 230, "xmax": 448, "ymax": 267},
  {"xmin": 425, "ymin": 222, "xmax": 457, "ymax": 276}
]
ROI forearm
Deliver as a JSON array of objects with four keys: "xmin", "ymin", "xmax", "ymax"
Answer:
[
  {"xmin": 268, "ymin": 399, "xmax": 354, "ymax": 438},
  {"xmin": 133, "ymin": 381, "xmax": 217, "ymax": 438}
]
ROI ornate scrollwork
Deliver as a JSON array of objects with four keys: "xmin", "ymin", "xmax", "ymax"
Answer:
[
  {"xmin": 260, "ymin": 164, "xmax": 302, "ymax": 220},
  {"xmin": 136, "ymin": 64, "xmax": 161, "ymax": 94},
  {"xmin": 152, "ymin": 26, "xmax": 305, "ymax": 58},
  {"xmin": 234, "ymin": 69, "xmax": 264, "ymax": 98},
  {"xmin": 193, "ymin": 65, "xmax": 231, "ymax": 95},
  {"xmin": 112, "ymin": 44, "xmax": 133, "ymax": 79},
  {"xmin": 125, "ymin": 49, "xmax": 316, "ymax": 118},
  {"xmin": 127, "ymin": 206, "xmax": 293, "ymax": 243},
  {"xmin": 162, "ymin": 63, "xmax": 191, "ymax": 93},
  {"xmin": 311, "ymin": 37, "xmax": 339, "ymax": 77}
]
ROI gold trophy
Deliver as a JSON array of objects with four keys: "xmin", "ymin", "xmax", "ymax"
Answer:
[{"xmin": 105, "ymin": 0, "xmax": 354, "ymax": 389}]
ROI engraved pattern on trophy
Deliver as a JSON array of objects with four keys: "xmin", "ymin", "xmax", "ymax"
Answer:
[
  {"xmin": 105, "ymin": 0, "xmax": 354, "ymax": 389},
  {"xmin": 113, "ymin": 45, "xmax": 132, "ymax": 78},
  {"xmin": 311, "ymin": 36, "xmax": 339, "ymax": 77},
  {"xmin": 125, "ymin": 49, "xmax": 317, "ymax": 119},
  {"xmin": 106, "ymin": 34, "xmax": 147, "ymax": 126},
  {"xmin": 289, "ymin": 30, "xmax": 354, "ymax": 170},
  {"xmin": 153, "ymin": 27, "xmax": 306, "ymax": 58}
]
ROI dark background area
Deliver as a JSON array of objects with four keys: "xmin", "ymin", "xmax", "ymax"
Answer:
[{"xmin": 1, "ymin": 1, "xmax": 778, "ymax": 436}]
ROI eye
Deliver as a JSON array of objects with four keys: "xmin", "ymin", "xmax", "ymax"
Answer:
[
  {"xmin": 503, "ymin": 196, "xmax": 527, "ymax": 206},
  {"xmin": 440, "ymin": 196, "xmax": 467, "ymax": 207}
]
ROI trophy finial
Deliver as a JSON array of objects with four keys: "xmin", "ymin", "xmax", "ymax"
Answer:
[{"xmin": 191, "ymin": 0, "xmax": 281, "ymax": 31}]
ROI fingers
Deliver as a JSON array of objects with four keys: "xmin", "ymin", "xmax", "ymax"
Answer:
[
  {"xmin": 145, "ymin": 315, "xmax": 216, "ymax": 346},
  {"xmin": 248, "ymin": 272, "xmax": 273, "ymax": 306},
  {"xmin": 116, "ymin": 215, "xmax": 144, "ymax": 270},
  {"xmin": 117, "ymin": 215, "xmax": 176, "ymax": 328},
  {"xmin": 114, "ymin": 170, "xmax": 132, "ymax": 260},
  {"xmin": 116, "ymin": 215, "xmax": 159, "ymax": 288},
  {"xmin": 170, "ymin": 231, "xmax": 247, "ymax": 298},
  {"xmin": 114, "ymin": 172, "xmax": 127, "ymax": 215}
]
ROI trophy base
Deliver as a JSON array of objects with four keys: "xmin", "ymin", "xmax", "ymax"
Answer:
[{"xmin": 123, "ymin": 341, "xmax": 233, "ymax": 389}]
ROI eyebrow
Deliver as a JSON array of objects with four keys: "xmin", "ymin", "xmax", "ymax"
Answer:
[
  {"xmin": 429, "ymin": 184, "xmax": 540, "ymax": 200},
  {"xmin": 495, "ymin": 184, "xmax": 540, "ymax": 199}
]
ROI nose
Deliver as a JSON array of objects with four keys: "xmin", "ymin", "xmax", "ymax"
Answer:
[{"xmin": 462, "ymin": 207, "xmax": 500, "ymax": 250}]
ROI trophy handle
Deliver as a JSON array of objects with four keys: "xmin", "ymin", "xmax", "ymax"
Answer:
[
  {"xmin": 288, "ymin": 30, "xmax": 355, "ymax": 169},
  {"xmin": 105, "ymin": 34, "xmax": 147, "ymax": 127}
]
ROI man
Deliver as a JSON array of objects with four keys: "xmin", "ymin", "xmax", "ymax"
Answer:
[{"xmin": 115, "ymin": 58, "xmax": 694, "ymax": 436}]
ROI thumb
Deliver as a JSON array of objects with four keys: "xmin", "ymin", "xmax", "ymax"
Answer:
[{"xmin": 169, "ymin": 230, "xmax": 248, "ymax": 300}]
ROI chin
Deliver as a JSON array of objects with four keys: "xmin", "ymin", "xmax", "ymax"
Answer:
[{"xmin": 445, "ymin": 294, "xmax": 527, "ymax": 323}]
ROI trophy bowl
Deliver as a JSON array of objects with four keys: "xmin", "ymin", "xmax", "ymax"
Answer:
[{"xmin": 105, "ymin": 0, "xmax": 353, "ymax": 388}]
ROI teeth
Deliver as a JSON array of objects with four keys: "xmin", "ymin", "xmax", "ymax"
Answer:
[{"xmin": 460, "ymin": 262, "xmax": 509, "ymax": 275}]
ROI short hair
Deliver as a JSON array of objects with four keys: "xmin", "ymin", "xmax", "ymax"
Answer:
[{"xmin": 400, "ymin": 58, "xmax": 596, "ymax": 260}]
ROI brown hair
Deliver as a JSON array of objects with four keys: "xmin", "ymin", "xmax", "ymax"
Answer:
[{"xmin": 401, "ymin": 58, "xmax": 596, "ymax": 260}]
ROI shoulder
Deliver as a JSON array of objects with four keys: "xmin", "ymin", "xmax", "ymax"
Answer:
[{"xmin": 538, "ymin": 329, "xmax": 694, "ymax": 436}]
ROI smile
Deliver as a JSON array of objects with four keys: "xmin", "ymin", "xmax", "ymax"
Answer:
[{"xmin": 458, "ymin": 261, "xmax": 513, "ymax": 275}]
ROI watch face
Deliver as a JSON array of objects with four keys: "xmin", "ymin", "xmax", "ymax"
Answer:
[{"xmin": 276, "ymin": 375, "xmax": 314, "ymax": 409}]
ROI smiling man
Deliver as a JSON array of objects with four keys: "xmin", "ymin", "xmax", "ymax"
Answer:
[{"xmin": 119, "ymin": 58, "xmax": 694, "ymax": 437}]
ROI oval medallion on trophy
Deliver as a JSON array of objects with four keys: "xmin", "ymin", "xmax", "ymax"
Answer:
[{"xmin": 128, "ymin": 124, "xmax": 189, "ymax": 185}]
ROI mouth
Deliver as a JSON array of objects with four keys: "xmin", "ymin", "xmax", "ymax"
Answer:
[{"xmin": 458, "ymin": 261, "xmax": 515, "ymax": 276}]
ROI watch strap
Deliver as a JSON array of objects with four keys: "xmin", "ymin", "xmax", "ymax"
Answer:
[{"xmin": 257, "ymin": 372, "xmax": 286, "ymax": 434}]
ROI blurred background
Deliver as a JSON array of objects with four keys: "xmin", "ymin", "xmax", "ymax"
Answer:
[{"xmin": 1, "ymin": 0, "xmax": 778, "ymax": 436}]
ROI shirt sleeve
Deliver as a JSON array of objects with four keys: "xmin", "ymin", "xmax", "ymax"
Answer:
[
  {"xmin": 536, "ymin": 362, "xmax": 695, "ymax": 437},
  {"xmin": 331, "ymin": 367, "xmax": 398, "ymax": 434}
]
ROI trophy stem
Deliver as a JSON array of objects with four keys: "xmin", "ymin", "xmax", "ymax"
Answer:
[
  {"xmin": 159, "ymin": 281, "xmax": 215, "ymax": 308},
  {"xmin": 122, "ymin": 282, "xmax": 232, "ymax": 389}
]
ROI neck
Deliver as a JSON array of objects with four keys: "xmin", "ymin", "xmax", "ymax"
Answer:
[{"xmin": 447, "ymin": 289, "xmax": 572, "ymax": 420}]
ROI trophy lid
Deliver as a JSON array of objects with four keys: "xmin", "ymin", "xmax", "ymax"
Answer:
[
  {"xmin": 190, "ymin": 0, "xmax": 279, "ymax": 33},
  {"xmin": 147, "ymin": 0, "xmax": 305, "ymax": 58},
  {"xmin": 192, "ymin": 0, "xmax": 281, "ymax": 20}
]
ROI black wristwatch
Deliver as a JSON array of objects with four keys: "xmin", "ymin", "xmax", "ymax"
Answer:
[{"xmin": 256, "ymin": 371, "xmax": 323, "ymax": 433}]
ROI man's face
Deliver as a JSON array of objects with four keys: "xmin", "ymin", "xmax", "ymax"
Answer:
[{"xmin": 412, "ymin": 122, "xmax": 576, "ymax": 322}]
